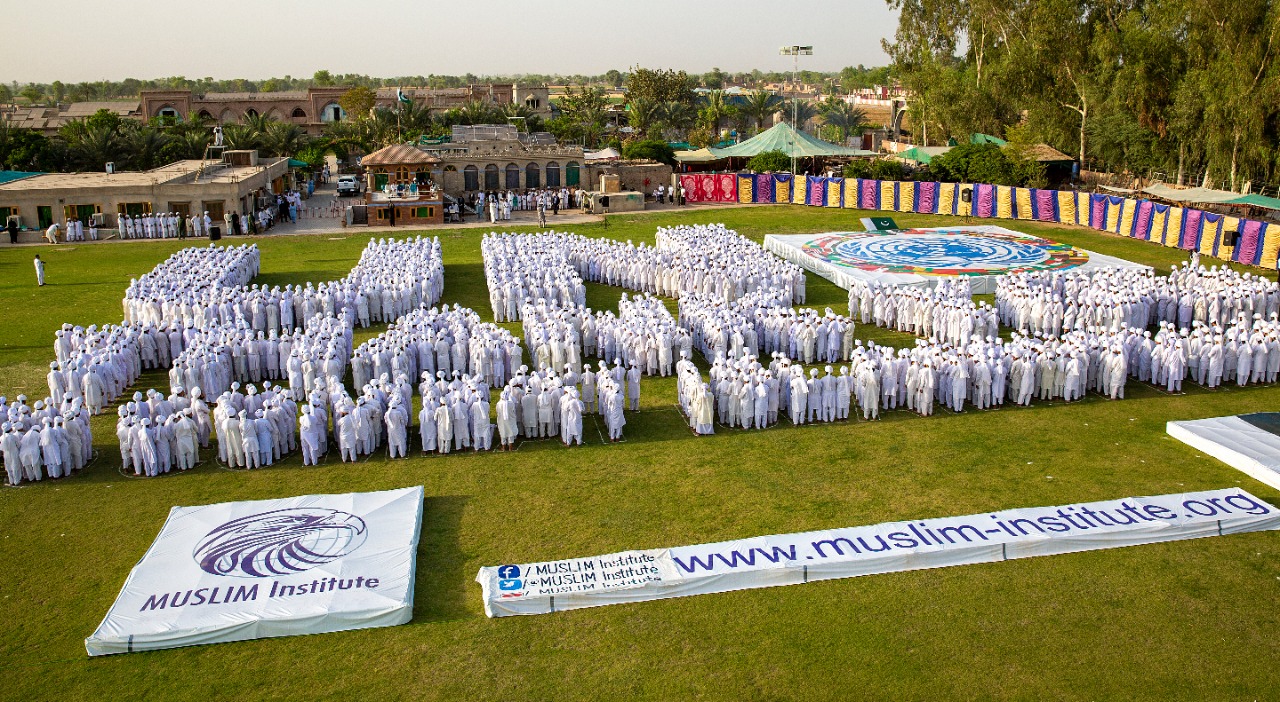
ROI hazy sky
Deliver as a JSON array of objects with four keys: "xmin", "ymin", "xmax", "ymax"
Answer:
[{"xmin": 6, "ymin": 0, "xmax": 897, "ymax": 83}]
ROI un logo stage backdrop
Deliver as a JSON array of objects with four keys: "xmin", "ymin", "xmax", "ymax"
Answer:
[{"xmin": 85, "ymin": 486, "xmax": 423, "ymax": 656}]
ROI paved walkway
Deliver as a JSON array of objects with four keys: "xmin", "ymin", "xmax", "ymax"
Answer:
[{"xmin": 3, "ymin": 182, "xmax": 769, "ymax": 247}]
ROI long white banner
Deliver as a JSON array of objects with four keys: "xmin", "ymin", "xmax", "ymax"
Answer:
[
  {"xmin": 477, "ymin": 489, "xmax": 1280, "ymax": 617},
  {"xmin": 87, "ymin": 486, "xmax": 424, "ymax": 655}
]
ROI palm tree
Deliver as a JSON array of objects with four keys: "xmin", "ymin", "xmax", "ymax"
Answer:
[
  {"xmin": 259, "ymin": 122, "xmax": 308, "ymax": 157},
  {"xmin": 741, "ymin": 90, "xmax": 781, "ymax": 134},
  {"xmin": 657, "ymin": 101, "xmax": 697, "ymax": 140},
  {"xmin": 174, "ymin": 131, "xmax": 211, "ymax": 159},
  {"xmin": 70, "ymin": 124, "xmax": 121, "ymax": 171},
  {"xmin": 626, "ymin": 98, "xmax": 659, "ymax": 138},
  {"xmin": 122, "ymin": 127, "xmax": 172, "ymax": 170},
  {"xmin": 457, "ymin": 100, "xmax": 498, "ymax": 126},
  {"xmin": 241, "ymin": 111, "xmax": 277, "ymax": 136},
  {"xmin": 784, "ymin": 99, "xmax": 819, "ymax": 132},
  {"xmin": 220, "ymin": 124, "xmax": 259, "ymax": 151},
  {"xmin": 820, "ymin": 101, "xmax": 869, "ymax": 143},
  {"xmin": 700, "ymin": 90, "xmax": 738, "ymax": 136}
]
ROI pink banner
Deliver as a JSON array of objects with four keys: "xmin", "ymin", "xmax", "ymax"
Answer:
[{"xmin": 716, "ymin": 174, "xmax": 737, "ymax": 202}]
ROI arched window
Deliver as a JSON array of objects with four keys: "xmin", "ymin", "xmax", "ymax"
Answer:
[
  {"xmin": 505, "ymin": 163, "xmax": 521, "ymax": 189},
  {"xmin": 218, "ymin": 109, "xmax": 236, "ymax": 124},
  {"xmin": 395, "ymin": 166, "xmax": 410, "ymax": 183},
  {"xmin": 320, "ymin": 102, "xmax": 345, "ymax": 123},
  {"xmin": 291, "ymin": 107, "xmax": 307, "ymax": 119},
  {"xmin": 566, "ymin": 161, "xmax": 580, "ymax": 186},
  {"xmin": 198, "ymin": 110, "xmax": 213, "ymax": 121},
  {"xmin": 525, "ymin": 163, "xmax": 540, "ymax": 189},
  {"xmin": 157, "ymin": 106, "xmax": 179, "ymax": 118},
  {"xmin": 545, "ymin": 161, "xmax": 561, "ymax": 187},
  {"xmin": 464, "ymin": 165, "xmax": 479, "ymax": 191},
  {"xmin": 484, "ymin": 164, "xmax": 499, "ymax": 190},
  {"xmin": 525, "ymin": 97, "xmax": 541, "ymax": 109},
  {"xmin": 245, "ymin": 108, "xmax": 259, "ymax": 118}
]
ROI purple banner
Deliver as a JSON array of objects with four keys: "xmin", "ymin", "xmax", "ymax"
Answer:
[
  {"xmin": 915, "ymin": 182, "xmax": 937, "ymax": 213},
  {"xmin": 1181, "ymin": 209, "xmax": 1203, "ymax": 250}
]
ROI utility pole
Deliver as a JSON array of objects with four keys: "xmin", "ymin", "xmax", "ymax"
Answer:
[{"xmin": 779, "ymin": 45, "xmax": 813, "ymax": 176}]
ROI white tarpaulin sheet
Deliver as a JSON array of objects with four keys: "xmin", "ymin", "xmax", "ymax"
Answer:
[
  {"xmin": 86, "ymin": 486, "xmax": 424, "ymax": 656},
  {"xmin": 1168, "ymin": 414, "xmax": 1280, "ymax": 492},
  {"xmin": 764, "ymin": 226, "xmax": 1150, "ymax": 294},
  {"xmin": 477, "ymin": 489, "xmax": 1280, "ymax": 617}
]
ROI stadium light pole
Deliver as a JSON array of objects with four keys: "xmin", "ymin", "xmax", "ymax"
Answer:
[{"xmin": 780, "ymin": 45, "xmax": 813, "ymax": 176}]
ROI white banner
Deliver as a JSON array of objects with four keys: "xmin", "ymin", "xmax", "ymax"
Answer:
[
  {"xmin": 86, "ymin": 486, "xmax": 424, "ymax": 656},
  {"xmin": 477, "ymin": 489, "xmax": 1280, "ymax": 617}
]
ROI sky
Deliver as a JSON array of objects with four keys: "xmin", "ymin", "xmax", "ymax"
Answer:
[{"xmin": 5, "ymin": 0, "xmax": 898, "ymax": 84}]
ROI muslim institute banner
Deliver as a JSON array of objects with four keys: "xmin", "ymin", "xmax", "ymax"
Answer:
[
  {"xmin": 86, "ymin": 486, "xmax": 425, "ymax": 656},
  {"xmin": 477, "ymin": 489, "xmax": 1280, "ymax": 617}
]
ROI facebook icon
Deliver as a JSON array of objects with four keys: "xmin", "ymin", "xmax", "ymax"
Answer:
[
  {"xmin": 499, "ymin": 579, "xmax": 523, "ymax": 591},
  {"xmin": 498, "ymin": 565, "xmax": 520, "ymax": 579}
]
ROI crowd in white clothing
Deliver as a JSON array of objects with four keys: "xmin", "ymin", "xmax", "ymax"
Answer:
[{"xmin": 1, "ymin": 395, "xmax": 94, "ymax": 484}]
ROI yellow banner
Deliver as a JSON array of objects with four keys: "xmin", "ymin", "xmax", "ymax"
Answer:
[
  {"xmin": 1015, "ymin": 188, "xmax": 1033, "ymax": 220},
  {"xmin": 1056, "ymin": 191, "xmax": 1076, "ymax": 225},
  {"xmin": 898, "ymin": 181, "xmax": 915, "ymax": 212},
  {"xmin": 996, "ymin": 186, "xmax": 1014, "ymax": 219},
  {"xmin": 938, "ymin": 183, "xmax": 956, "ymax": 215}
]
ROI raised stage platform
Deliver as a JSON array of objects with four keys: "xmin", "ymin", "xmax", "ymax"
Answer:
[
  {"xmin": 1168, "ymin": 413, "xmax": 1280, "ymax": 492},
  {"xmin": 765, "ymin": 225, "xmax": 1150, "ymax": 294}
]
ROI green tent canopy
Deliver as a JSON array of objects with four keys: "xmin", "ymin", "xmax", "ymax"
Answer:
[
  {"xmin": 287, "ymin": 159, "xmax": 310, "ymax": 168},
  {"xmin": 707, "ymin": 122, "xmax": 875, "ymax": 159}
]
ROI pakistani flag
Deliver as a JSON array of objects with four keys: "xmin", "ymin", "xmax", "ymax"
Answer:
[{"xmin": 396, "ymin": 89, "xmax": 412, "ymax": 106}]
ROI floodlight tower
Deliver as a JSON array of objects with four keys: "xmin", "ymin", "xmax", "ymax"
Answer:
[{"xmin": 779, "ymin": 44, "xmax": 813, "ymax": 176}]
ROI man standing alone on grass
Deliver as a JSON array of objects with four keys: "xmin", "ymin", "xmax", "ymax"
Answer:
[
  {"xmin": 34, "ymin": 255, "xmax": 45, "ymax": 286},
  {"xmin": 6, "ymin": 217, "xmax": 17, "ymax": 244}
]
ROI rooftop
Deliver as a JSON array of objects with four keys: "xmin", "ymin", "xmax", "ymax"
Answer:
[
  {"xmin": 0, "ymin": 157, "xmax": 288, "ymax": 191},
  {"xmin": 361, "ymin": 144, "xmax": 441, "ymax": 167}
]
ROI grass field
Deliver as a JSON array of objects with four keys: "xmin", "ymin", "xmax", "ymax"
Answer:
[{"xmin": 2, "ymin": 205, "xmax": 1278, "ymax": 700}]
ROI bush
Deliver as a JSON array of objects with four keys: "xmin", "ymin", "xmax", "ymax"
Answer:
[
  {"xmin": 928, "ymin": 143, "xmax": 1044, "ymax": 187},
  {"xmin": 843, "ymin": 158, "xmax": 907, "ymax": 181},
  {"xmin": 621, "ymin": 139, "xmax": 676, "ymax": 166},
  {"xmin": 745, "ymin": 150, "xmax": 791, "ymax": 173}
]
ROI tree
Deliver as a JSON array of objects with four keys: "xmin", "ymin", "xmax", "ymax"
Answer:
[
  {"xmin": 928, "ymin": 143, "xmax": 1044, "ymax": 186},
  {"xmin": 746, "ymin": 150, "xmax": 791, "ymax": 172},
  {"xmin": 313, "ymin": 70, "xmax": 334, "ymax": 87},
  {"xmin": 820, "ymin": 100, "xmax": 869, "ymax": 142},
  {"xmin": 740, "ymin": 90, "xmax": 782, "ymax": 134},
  {"xmin": 843, "ymin": 158, "xmax": 908, "ymax": 181},
  {"xmin": 783, "ymin": 99, "xmax": 818, "ymax": 130},
  {"xmin": 259, "ymin": 122, "xmax": 309, "ymax": 157},
  {"xmin": 703, "ymin": 67, "xmax": 728, "ymax": 89},
  {"xmin": 122, "ymin": 127, "xmax": 172, "ymax": 170},
  {"xmin": 656, "ymin": 101, "xmax": 697, "ymax": 140},
  {"xmin": 19, "ymin": 85, "xmax": 43, "ymax": 104},
  {"xmin": 339, "ymin": 86, "xmax": 377, "ymax": 121},
  {"xmin": 555, "ymin": 86, "xmax": 610, "ymax": 146},
  {"xmin": 625, "ymin": 67, "xmax": 697, "ymax": 108},
  {"xmin": 605, "ymin": 69, "xmax": 623, "ymax": 88},
  {"xmin": 622, "ymin": 139, "xmax": 676, "ymax": 165},
  {"xmin": 50, "ymin": 81, "xmax": 65, "ymax": 104},
  {"xmin": 699, "ymin": 90, "xmax": 738, "ymax": 136},
  {"xmin": 625, "ymin": 98, "xmax": 660, "ymax": 138}
]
